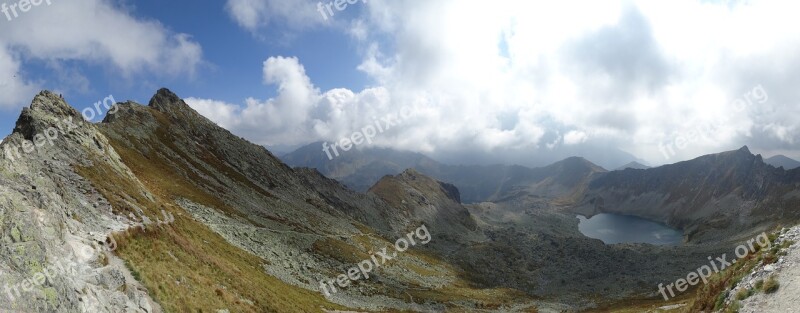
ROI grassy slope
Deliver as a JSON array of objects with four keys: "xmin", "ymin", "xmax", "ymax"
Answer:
[
  {"xmin": 76, "ymin": 126, "xmax": 345, "ymax": 312},
  {"xmin": 76, "ymin": 106, "xmax": 542, "ymax": 312},
  {"xmin": 582, "ymin": 292, "xmax": 694, "ymax": 313}
]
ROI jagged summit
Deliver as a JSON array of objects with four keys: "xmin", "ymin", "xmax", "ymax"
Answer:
[
  {"xmin": 148, "ymin": 88, "xmax": 185, "ymax": 111},
  {"xmin": 141, "ymin": 88, "xmax": 220, "ymax": 131},
  {"xmin": 99, "ymin": 88, "xmax": 224, "ymax": 139},
  {"xmin": 12, "ymin": 90, "xmax": 83, "ymax": 140},
  {"xmin": 718, "ymin": 145, "xmax": 755, "ymax": 159},
  {"xmin": 739, "ymin": 145, "xmax": 751, "ymax": 154},
  {"xmin": 29, "ymin": 90, "xmax": 80, "ymax": 117},
  {"xmin": 728, "ymin": 145, "xmax": 764, "ymax": 163}
]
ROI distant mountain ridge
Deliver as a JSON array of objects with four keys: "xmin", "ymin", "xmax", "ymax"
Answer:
[
  {"xmin": 765, "ymin": 154, "xmax": 800, "ymax": 169},
  {"xmin": 573, "ymin": 146, "xmax": 800, "ymax": 242},
  {"xmin": 285, "ymin": 142, "xmax": 800, "ymax": 243},
  {"xmin": 282, "ymin": 143, "xmax": 610, "ymax": 204},
  {"xmin": 614, "ymin": 161, "xmax": 650, "ymax": 170}
]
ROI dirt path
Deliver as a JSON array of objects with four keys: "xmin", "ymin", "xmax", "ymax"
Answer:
[{"xmin": 740, "ymin": 226, "xmax": 800, "ymax": 313}]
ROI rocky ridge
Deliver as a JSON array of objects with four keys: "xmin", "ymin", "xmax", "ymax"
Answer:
[{"xmin": 0, "ymin": 91, "xmax": 160, "ymax": 312}]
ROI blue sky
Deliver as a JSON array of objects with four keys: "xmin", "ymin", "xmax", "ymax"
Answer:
[
  {"xmin": 0, "ymin": 0, "xmax": 370, "ymax": 134},
  {"xmin": 2, "ymin": 0, "xmax": 800, "ymax": 166}
]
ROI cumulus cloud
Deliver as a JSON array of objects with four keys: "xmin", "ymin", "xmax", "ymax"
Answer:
[
  {"xmin": 183, "ymin": 98, "xmax": 241, "ymax": 130},
  {"xmin": 200, "ymin": 0, "xmax": 800, "ymax": 166},
  {"xmin": 0, "ymin": 0, "xmax": 204, "ymax": 109},
  {"xmin": 188, "ymin": 56, "xmax": 397, "ymax": 146}
]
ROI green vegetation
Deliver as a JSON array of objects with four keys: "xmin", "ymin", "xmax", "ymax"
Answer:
[
  {"xmin": 763, "ymin": 276, "xmax": 780, "ymax": 294},
  {"xmin": 724, "ymin": 300, "xmax": 741, "ymax": 313},
  {"xmin": 735, "ymin": 288, "xmax": 754, "ymax": 300}
]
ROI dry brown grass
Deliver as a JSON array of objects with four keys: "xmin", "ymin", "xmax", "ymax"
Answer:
[
  {"xmin": 686, "ymin": 231, "xmax": 782, "ymax": 312},
  {"xmin": 76, "ymin": 116, "xmax": 346, "ymax": 312},
  {"xmin": 84, "ymin": 107, "xmax": 548, "ymax": 312}
]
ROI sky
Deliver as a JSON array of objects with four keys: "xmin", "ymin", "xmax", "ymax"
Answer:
[{"xmin": 1, "ymin": 0, "xmax": 800, "ymax": 167}]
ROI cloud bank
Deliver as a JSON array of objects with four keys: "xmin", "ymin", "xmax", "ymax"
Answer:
[{"xmin": 200, "ymin": 0, "xmax": 800, "ymax": 166}]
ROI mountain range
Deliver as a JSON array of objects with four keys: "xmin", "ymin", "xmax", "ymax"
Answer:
[
  {"xmin": 283, "ymin": 143, "xmax": 615, "ymax": 204},
  {"xmin": 0, "ymin": 89, "xmax": 797, "ymax": 312}
]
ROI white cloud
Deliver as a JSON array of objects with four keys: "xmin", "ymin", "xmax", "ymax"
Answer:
[
  {"xmin": 201, "ymin": 0, "xmax": 800, "ymax": 165},
  {"xmin": 225, "ymin": 0, "xmax": 325, "ymax": 33},
  {"xmin": 564, "ymin": 131, "xmax": 589, "ymax": 146},
  {"xmin": 0, "ymin": 48, "xmax": 41, "ymax": 109},
  {"xmin": 0, "ymin": 0, "xmax": 204, "ymax": 109},
  {"xmin": 225, "ymin": 0, "xmax": 267, "ymax": 31},
  {"xmin": 184, "ymin": 98, "xmax": 241, "ymax": 130},
  {"xmin": 189, "ymin": 56, "xmax": 400, "ymax": 146},
  {"xmin": 352, "ymin": 0, "xmax": 800, "ymax": 164}
]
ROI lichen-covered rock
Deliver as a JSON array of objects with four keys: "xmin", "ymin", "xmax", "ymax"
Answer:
[{"xmin": 0, "ymin": 91, "xmax": 161, "ymax": 313}]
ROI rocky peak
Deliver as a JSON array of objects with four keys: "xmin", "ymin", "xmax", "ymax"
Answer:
[
  {"xmin": 394, "ymin": 169, "xmax": 460, "ymax": 202},
  {"xmin": 713, "ymin": 145, "xmax": 764, "ymax": 168},
  {"xmin": 738, "ymin": 145, "xmax": 752, "ymax": 154},
  {"xmin": 370, "ymin": 169, "xmax": 477, "ymax": 234},
  {"xmin": 30, "ymin": 90, "xmax": 81, "ymax": 117},
  {"xmin": 145, "ymin": 88, "xmax": 219, "ymax": 132},
  {"xmin": 148, "ymin": 88, "xmax": 189, "ymax": 113},
  {"xmin": 395, "ymin": 170, "xmax": 458, "ymax": 202},
  {"xmin": 13, "ymin": 90, "xmax": 83, "ymax": 140}
]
